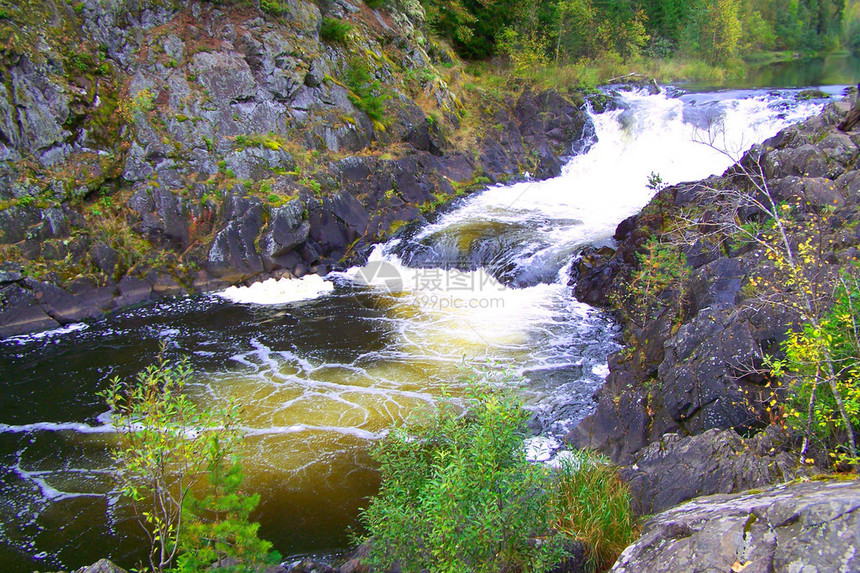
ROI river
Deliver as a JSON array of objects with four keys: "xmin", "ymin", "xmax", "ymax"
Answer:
[{"xmin": 0, "ymin": 85, "xmax": 847, "ymax": 571}]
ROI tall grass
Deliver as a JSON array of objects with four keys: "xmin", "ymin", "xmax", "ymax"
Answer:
[{"xmin": 551, "ymin": 451, "xmax": 639, "ymax": 572}]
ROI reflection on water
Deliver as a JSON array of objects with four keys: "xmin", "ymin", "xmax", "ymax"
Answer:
[
  {"xmin": 688, "ymin": 52, "xmax": 860, "ymax": 90},
  {"xmin": 746, "ymin": 53, "xmax": 860, "ymax": 89}
]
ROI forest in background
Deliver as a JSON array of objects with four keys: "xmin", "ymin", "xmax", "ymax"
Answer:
[{"xmin": 416, "ymin": 0, "xmax": 859, "ymax": 82}]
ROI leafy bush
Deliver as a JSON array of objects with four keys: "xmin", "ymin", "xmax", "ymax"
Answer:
[
  {"xmin": 359, "ymin": 369, "xmax": 567, "ymax": 573},
  {"xmin": 320, "ymin": 17, "xmax": 352, "ymax": 44},
  {"xmin": 551, "ymin": 452, "xmax": 638, "ymax": 571}
]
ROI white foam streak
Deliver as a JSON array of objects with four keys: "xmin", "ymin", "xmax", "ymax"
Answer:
[
  {"xmin": 0, "ymin": 422, "xmax": 113, "ymax": 434},
  {"xmin": 4, "ymin": 323, "xmax": 88, "ymax": 344},
  {"xmin": 242, "ymin": 425, "xmax": 384, "ymax": 440}
]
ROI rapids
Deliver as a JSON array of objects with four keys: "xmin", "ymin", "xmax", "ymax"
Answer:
[{"xmin": 0, "ymin": 86, "xmax": 844, "ymax": 571}]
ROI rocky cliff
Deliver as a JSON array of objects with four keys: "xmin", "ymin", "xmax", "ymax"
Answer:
[
  {"xmin": 568, "ymin": 92, "xmax": 860, "ymax": 510},
  {"xmin": 0, "ymin": 0, "xmax": 591, "ymax": 338}
]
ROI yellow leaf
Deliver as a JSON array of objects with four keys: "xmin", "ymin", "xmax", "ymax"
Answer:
[{"xmin": 732, "ymin": 561, "xmax": 752, "ymax": 571}]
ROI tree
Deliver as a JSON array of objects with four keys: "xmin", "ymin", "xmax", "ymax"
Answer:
[
  {"xmin": 102, "ymin": 350, "xmax": 274, "ymax": 572},
  {"xmin": 175, "ymin": 438, "xmax": 279, "ymax": 572},
  {"xmin": 682, "ymin": 0, "xmax": 742, "ymax": 64}
]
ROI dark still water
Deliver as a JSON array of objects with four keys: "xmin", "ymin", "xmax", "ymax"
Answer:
[{"xmin": 0, "ymin": 87, "xmax": 839, "ymax": 571}]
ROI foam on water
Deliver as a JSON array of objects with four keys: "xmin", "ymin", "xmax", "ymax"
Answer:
[
  {"xmin": 401, "ymin": 89, "xmax": 831, "ymax": 283},
  {"xmin": 217, "ymin": 274, "xmax": 335, "ymax": 304}
]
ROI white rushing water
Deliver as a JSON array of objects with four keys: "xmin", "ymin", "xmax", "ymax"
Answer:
[{"xmin": 0, "ymin": 87, "xmax": 840, "ymax": 570}]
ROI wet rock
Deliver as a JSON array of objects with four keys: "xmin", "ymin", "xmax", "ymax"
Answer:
[
  {"xmin": 261, "ymin": 199, "xmax": 310, "ymax": 269},
  {"xmin": 117, "ymin": 276, "xmax": 152, "ymax": 307},
  {"xmin": 0, "ymin": 284, "xmax": 60, "ymax": 338},
  {"xmin": 207, "ymin": 194, "xmax": 265, "ymax": 281},
  {"xmin": 24, "ymin": 278, "xmax": 116, "ymax": 324},
  {"xmin": 611, "ymin": 478, "xmax": 860, "ymax": 573},
  {"xmin": 73, "ymin": 558, "xmax": 128, "ymax": 573},
  {"xmin": 150, "ymin": 273, "xmax": 185, "ymax": 297},
  {"xmin": 620, "ymin": 427, "xmax": 813, "ymax": 516}
]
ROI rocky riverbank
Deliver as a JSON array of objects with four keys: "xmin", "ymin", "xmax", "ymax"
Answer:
[
  {"xmin": 0, "ymin": 0, "xmax": 592, "ymax": 338},
  {"xmin": 568, "ymin": 90, "xmax": 860, "ymax": 510}
]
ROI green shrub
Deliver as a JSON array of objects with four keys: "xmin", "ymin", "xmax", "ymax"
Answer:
[
  {"xmin": 174, "ymin": 441, "xmax": 280, "ymax": 572},
  {"xmin": 343, "ymin": 60, "xmax": 389, "ymax": 127},
  {"xmin": 359, "ymin": 369, "xmax": 567, "ymax": 573},
  {"xmin": 551, "ymin": 451, "xmax": 638, "ymax": 571},
  {"xmin": 320, "ymin": 17, "xmax": 352, "ymax": 44}
]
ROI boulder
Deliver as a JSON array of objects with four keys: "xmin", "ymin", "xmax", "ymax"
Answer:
[
  {"xmin": 620, "ymin": 427, "xmax": 813, "ymax": 516},
  {"xmin": 74, "ymin": 558, "xmax": 128, "ymax": 573},
  {"xmin": 261, "ymin": 199, "xmax": 310, "ymax": 269},
  {"xmin": 611, "ymin": 478, "xmax": 860, "ymax": 573}
]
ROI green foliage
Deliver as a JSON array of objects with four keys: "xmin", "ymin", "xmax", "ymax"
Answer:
[
  {"xmin": 551, "ymin": 451, "xmax": 638, "ymax": 572},
  {"xmin": 496, "ymin": 27, "xmax": 550, "ymax": 75},
  {"xmin": 343, "ymin": 60, "xmax": 389, "ymax": 127},
  {"xmin": 769, "ymin": 266, "xmax": 860, "ymax": 469},
  {"xmin": 359, "ymin": 369, "xmax": 567, "ymax": 573},
  {"xmin": 418, "ymin": 0, "xmax": 849, "ymax": 71},
  {"xmin": 681, "ymin": 0, "xmax": 743, "ymax": 64},
  {"xmin": 260, "ymin": 0, "xmax": 289, "ymax": 16},
  {"xmin": 101, "ymin": 351, "xmax": 273, "ymax": 572},
  {"xmin": 175, "ymin": 440, "xmax": 279, "ymax": 572},
  {"xmin": 234, "ymin": 133, "xmax": 284, "ymax": 151},
  {"xmin": 320, "ymin": 17, "xmax": 352, "ymax": 44},
  {"xmin": 617, "ymin": 236, "xmax": 688, "ymax": 324},
  {"xmin": 15, "ymin": 195, "xmax": 35, "ymax": 207},
  {"xmin": 365, "ymin": 0, "xmax": 389, "ymax": 8}
]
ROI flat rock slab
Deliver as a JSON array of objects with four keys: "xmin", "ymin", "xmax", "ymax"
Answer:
[{"xmin": 611, "ymin": 478, "xmax": 860, "ymax": 573}]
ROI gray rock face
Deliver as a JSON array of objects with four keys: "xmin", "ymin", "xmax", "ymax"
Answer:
[
  {"xmin": 207, "ymin": 194, "xmax": 266, "ymax": 281},
  {"xmin": 192, "ymin": 51, "xmax": 258, "ymax": 104},
  {"xmin": 620, "ymin": 428, "xmax": 813, "ymax": 516},
  {"xmin": 611, "ymin": 478, "xmax": 860, "ymax": 573},
  {"xmin": 261, "ymin": 199, "xmax": 310, "ymax": 266}
]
